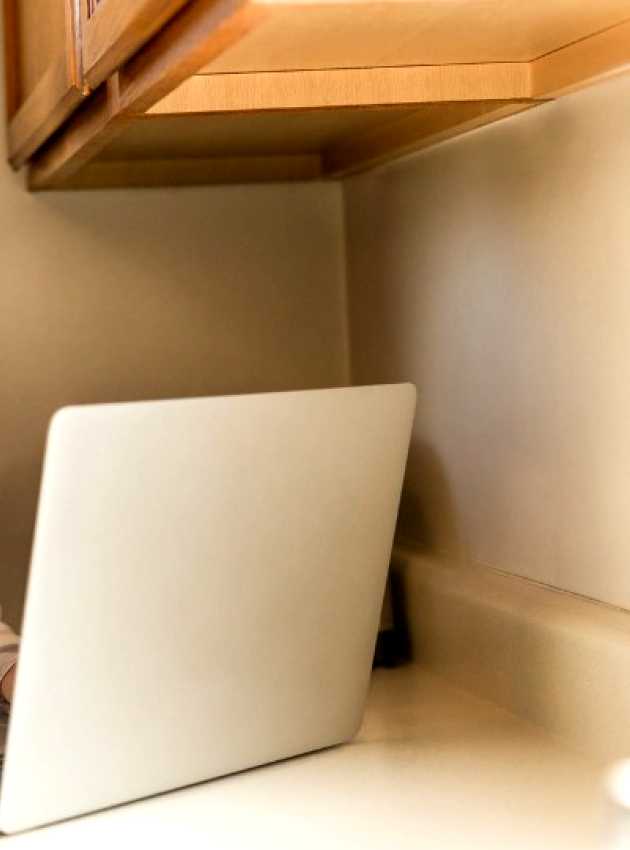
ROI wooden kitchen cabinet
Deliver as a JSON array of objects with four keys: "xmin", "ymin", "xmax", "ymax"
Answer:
[
  {"xmin": 4, "ymin": 1, "xmax": 190, "ymax": 165},
  {"xmin": 4, "ymin": 0, "xmax": 630, "ymax": 190}
]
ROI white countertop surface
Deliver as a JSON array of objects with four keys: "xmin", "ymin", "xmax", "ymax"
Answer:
[{"xmin": 1, "ymin": 665, "xmax": 605, "ymax": 849}]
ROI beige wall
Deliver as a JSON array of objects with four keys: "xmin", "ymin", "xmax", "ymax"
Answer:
[
  {"xmin": 344, "ymin": 73, "xmax": 630, "ymax": 611},
  {"xmin": 0, "ymin": 171, "xmax": 348, "ymax": 629}
]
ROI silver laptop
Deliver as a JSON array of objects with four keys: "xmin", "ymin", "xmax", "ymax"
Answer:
[{"xmin": 0, "ymin": 384, "xmax": 415, "ymax": 834}]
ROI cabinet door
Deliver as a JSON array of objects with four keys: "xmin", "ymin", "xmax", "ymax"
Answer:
[
  {"xmin": 5, "ymin": 0, "xmax": 255, "ymax": 170},
  {"xmin": 80, "ymin": 0, "xmax": 191, "ymax": 90},
  {"xmin": 4, "ymin": 0, "xmax": 191, "ymax": 167},
  {"xmin": 4, "ymin": 0, "xmax": 83, "ymax": 168}
]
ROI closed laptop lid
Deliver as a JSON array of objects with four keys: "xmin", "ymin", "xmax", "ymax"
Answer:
[{"xmin": 0, "ymin": 383, "xmax": 415, "ymax": 833}]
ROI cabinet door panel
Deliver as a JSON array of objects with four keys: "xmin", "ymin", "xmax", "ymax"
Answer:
[
  {"xmin": 4, "ymin": 0, "xmax": 83, "ymax": 168},
  {"xmin": 80, "ymin": 0, "xmax": 191, "ymax": 89}
]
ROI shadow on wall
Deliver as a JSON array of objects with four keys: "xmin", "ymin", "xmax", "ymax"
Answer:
[{"xmin": 396, "ymin": 438, "xmax": 465, "ymax": 561}]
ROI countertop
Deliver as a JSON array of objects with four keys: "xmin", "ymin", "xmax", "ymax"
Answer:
[{"xmin": 1, "ymin": 665, "xmax": 605, "ymax": 849}]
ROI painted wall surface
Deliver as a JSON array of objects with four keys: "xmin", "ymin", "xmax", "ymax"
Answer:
[
  {"xmin": 0, "ymin": 131, "xmax": 348, "ymax": 628},
  {"xmin": 345, "ymin": 73, "xmax": 630, "ymax": 610}
]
